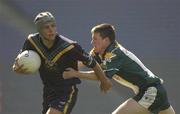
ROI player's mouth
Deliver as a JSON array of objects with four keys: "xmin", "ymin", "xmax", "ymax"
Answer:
[
  {"xmin": 48, "ymin": 34, "xmax": 55, "ymax": 37},
  {"xmin": 93, "ymin": 47, "xmax": 99, "ymax": 52}
]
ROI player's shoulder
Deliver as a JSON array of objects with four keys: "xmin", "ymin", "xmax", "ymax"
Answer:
[
  {"xmin": 27, "ymin": 33, "xmax": 39, "ymax": 40},
  {"xmin": 59, "ymin": 35, "xmax": 83, "ymax": 49},
  {"xmin": 113, "ymin": 42, "xmax": 134, "ymax": 60},
  {"xmin": 110, "ymin": 42, "xmax": 122, "ymax": 55},
  {"xmin": 59, "ymin": 35, "xmax": 77, "ymax": 44}
]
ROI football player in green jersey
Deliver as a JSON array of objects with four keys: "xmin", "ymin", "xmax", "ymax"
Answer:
[{"xmin": 63, "ymin": 24, "xmax": 175, "ymax": 114}]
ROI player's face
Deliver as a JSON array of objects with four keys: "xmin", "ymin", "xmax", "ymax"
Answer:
[
  {"xmin": 40, "ymin": 22, "xmax": 57, "ymax": 41},
  {"xmin": 91, "ymin": 32, "xmax": 107, "ymax": 54}
]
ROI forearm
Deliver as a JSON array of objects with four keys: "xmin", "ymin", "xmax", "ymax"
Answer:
[
  {"xmin": 78, "ymin": 71, "xmax": 98, "ymax": 80},
  {"xmin": 92, "ymin": 62, "xmax": 109, "ymax": 82}
]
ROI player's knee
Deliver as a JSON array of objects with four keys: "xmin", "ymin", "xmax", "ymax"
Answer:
[{"xmin": 159, "ymin": 106, "xmax": 176, "ymax": 114}]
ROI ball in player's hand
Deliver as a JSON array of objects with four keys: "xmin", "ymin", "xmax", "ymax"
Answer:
[{"xmin": 17, "ymin": 50, "xmax": 41, "ymax": 73}]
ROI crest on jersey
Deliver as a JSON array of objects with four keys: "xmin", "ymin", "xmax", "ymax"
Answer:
[{"xmin": 104, "ymin": 52, "xmax": 116, "ymax": 62}]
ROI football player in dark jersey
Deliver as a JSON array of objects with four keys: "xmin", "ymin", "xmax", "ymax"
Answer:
[{"xmin": 12, "ymin": 12, "xmax": 112, "ymax": 114}]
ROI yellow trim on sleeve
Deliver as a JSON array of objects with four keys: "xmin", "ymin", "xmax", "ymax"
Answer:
[{"xmin": 112, "ymin": 75, "xmax": 139, "ymax": 94}]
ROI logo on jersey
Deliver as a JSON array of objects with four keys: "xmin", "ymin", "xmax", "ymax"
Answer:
[
  {"xmin": 100, "ymin": 52, "xmax": 117, "ymax": 69},
  {"xmin": 104, "ymin": 52, "xmax": 116, "ymax": 62}
]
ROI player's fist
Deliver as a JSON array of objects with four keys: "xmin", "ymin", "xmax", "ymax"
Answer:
[
  {"xmin": 12, "ymin": 58, "xmax": 30, "ymax": 74},
  {"xmin": 100, "ymin": 78, "xmax": 112, "ymax": 93}
]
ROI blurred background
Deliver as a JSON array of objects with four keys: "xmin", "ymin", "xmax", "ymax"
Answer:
[{"xmin": 0, "ymin": 0, "xmax": 179, "ymax": 114}]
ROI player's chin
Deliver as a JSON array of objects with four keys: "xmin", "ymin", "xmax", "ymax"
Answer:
[
  {"xmin": 44, "ymin": 38, "xmax": 54, "ymax": 42},
  {"xmin": 44, "ymin": 36, "xmax": 56, "ymax": 41},
  {"xmin": 47, "ymin": 36, "xmax": 55, "ymax": 39},
  {"xmin": 94, "ymin": 48, "xmax": 100, "ymax": 53}
]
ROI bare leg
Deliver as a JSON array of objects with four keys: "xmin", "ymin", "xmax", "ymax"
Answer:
[
  {"xmin": 159, "ymin": 106, "xmax": 175, "ymax": 114},
  {"xmin": 112, "ymin": 98, "xmax": 151, "ymax": 114},
  {"xmin": 46, "ymin": 107, "xmax": 63, "ymax": 114}
]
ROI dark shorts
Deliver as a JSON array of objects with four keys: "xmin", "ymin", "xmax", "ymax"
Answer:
[
  {"xmin": 133, "ymin": 83, "xmax": 170, "ymax": 114},
  {"xmin": 42, "ymin": 85, "xmax": 78, "ymax": 114}
]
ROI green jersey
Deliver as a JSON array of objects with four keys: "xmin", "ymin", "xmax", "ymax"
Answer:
[{"xmin": 92, "ymin": 41, "xmax": 162, "ymax": 93}]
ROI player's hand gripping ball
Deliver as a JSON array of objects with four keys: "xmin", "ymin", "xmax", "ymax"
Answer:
[{"xmin": 17, "ymin": 50, "xmax": 41, "ymax": 73}]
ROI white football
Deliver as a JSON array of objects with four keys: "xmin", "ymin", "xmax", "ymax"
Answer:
[{"xmin": 17, "ymin": 50, "xmax": 41, "ymax": 73}]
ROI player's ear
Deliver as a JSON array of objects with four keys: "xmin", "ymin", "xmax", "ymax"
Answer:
[{"xmin": 104, "ymin": 37, "xmax": 110, "ymax": 43}]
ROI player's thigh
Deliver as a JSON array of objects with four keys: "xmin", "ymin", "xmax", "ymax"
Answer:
[
  {"xmin": 112, "ymin": 98, "xmax": 150, "ymax": 114},
  {"xmin": 46, "ymin": 107, "xmax": 63, "ymax": 114},
  {"xmin": 159, "ymin": 106, "xmax": 175, "ymax": 114},
  {"xmin": 43, "ymin": 86, "xmax": 78, "ymax": 114}
]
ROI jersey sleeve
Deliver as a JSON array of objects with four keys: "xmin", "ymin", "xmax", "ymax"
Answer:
[
  {"xmin": 104, "ymin": 68, "xmax": 120, "ymax": 79},
  {"xmin": 70, "ymin": 43, "xmax": 97, "ymax": 68},
  {"xmin": 89, "ymin": 49, "xmax": 102, "ymax": 64},
  {"xmin": 21, "ymin": 38, "xmax": 34, "ymax": 52}
]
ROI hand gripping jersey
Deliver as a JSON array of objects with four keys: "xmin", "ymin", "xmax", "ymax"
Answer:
[
  {"xmin": 92, "ymin": 41, "xmax": 162, "ymax": 94},
  {"xmin": 21, "ymin": 33, "xmax": 96, "ymax": 89}
]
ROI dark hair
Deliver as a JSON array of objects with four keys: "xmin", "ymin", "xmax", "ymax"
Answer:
[{"xmin": 91, "ymin": 23, "xmax": 115, "ymax": 42}]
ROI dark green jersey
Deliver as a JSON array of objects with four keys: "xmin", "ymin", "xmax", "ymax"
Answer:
[{"xmin": 93, "ymin": 41, "xmax": 162, "ymax": 93}]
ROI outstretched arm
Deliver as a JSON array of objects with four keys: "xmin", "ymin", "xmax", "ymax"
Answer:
[
  {"xmin": 64, "ymin": 63, "xmax": 111, "ymax": 81},
  {"xmin": 69, "ymin": 44, "xmax": 112, "ymax": 92},
  {"xmin": 64, "ymin": 63, "xmax": 112, "ymax": 93},
  {"xmin": 64, "ymin": 67, "xmax": 111, "ymax": 93},
  {"xmin": 66, "ymin": 69, "xmax": 98, "ymax": 80},
  {"xmin": 64, "ymin": 63, "xmax": 107, "ymax": 81}
]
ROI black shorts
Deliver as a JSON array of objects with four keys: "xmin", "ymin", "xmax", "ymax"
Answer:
[
  {"xmin": 42, "ymin": 85, "xmax": 78, "ymax": 114},
  {"xmin": 133, "ymin": 83, "xmax": 170, "ymax": 114}
]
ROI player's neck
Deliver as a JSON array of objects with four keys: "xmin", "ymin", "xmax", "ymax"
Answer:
[
  {"xmin": 41, "ymin": 37, "xmax": 55, "ymax": 49},
  {"xmin": 99, "ymin": 42, "xmax": 111, "ymax": 55},
  {"xmin": 99, "ymin": 48, "xmax": 106, "ymax": 55}
]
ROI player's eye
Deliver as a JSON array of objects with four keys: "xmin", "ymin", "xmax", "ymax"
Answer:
[
  {"xmin": 44, "ymin": 25, "xmax": 50, "ymax": 29},
  {"xmin": 93, "ymin": 37, "xmax": 97, "ymax": 41},
  {"xmin": 51, "ymin": 24, "xmax": 56, "ymax": 28}
]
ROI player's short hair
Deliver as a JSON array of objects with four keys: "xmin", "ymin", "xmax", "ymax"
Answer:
[
  {"xmin": 34, "ymin": 12, "xmax": 56, "ymax": 31},
  {"xmin": 91, "ymin": 23, "xmax": 115, "ymax": 42}
]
